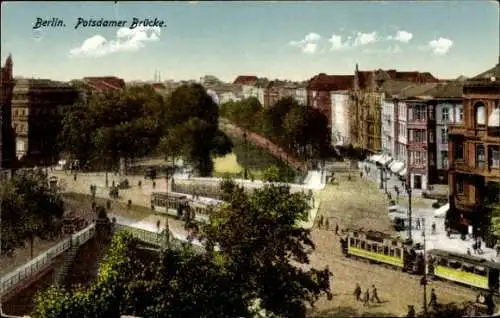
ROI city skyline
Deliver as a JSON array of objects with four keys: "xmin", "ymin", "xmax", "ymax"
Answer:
[{"xmin": 1, "ymin": 1, "xmax": 499, "ymax": 82}]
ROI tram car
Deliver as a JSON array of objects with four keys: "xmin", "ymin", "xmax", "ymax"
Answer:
[
  {"xmin": 427, "ymin": 249, "xmax": 500, "ymax": 293},
  {"xmin": 340, "ymin": 229, "xmax": 500, "ymax": 294},
  {"xmin": 340, "ymin": 229, "xmax": 424, "ymax": 274},
  {"xmin": 151, "ymin": 192, "xmax": 189, "ymax": 216}
]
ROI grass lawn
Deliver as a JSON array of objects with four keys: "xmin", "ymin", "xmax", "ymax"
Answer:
[
  {"xmin": 213, "ymin": 153, "xmax": 264, "ymax": 180},
  {"xmin": 213, "ymin": 153, "xmax": 243, "ymax": 174}
]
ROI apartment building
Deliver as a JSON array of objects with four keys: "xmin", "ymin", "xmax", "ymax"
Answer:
[
  {"xmin": 448, "ymin": 63, "xmax": 500, "ymax": 231},
  {"xmin": 307, "ymin": 73, "xmax": 354, "ymax": 126},
  {"xmin": 427, "ymin": 82, "xmax": 464, "ymax": 184},
  {"xmin": 12, "ymin": 78, "xmax": 78, "ymax": 166},
  {"xmin": 0, "ymin": 54, "xmax": 15, "ymax": 172}
]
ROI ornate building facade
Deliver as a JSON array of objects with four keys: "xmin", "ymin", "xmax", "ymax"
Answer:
[
  {"xmin": 448, "ymin": 62, "xmax": 500, "ymax": 231},
  {"xmin": 12, "ymin": 79, "xmax": 78, "ymax": 166}
]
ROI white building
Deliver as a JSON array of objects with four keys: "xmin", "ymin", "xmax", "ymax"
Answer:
[
  {"xmin": 330, "ymin": 91, "xmax": 350, "ymax": 145},
  {"xmin": 294, "ymin": 87, "xmax": 307, "ymax": 106},
  {"xmin": 219, "ymin": 91, "xmax": 242, "ymax": 104},
  {"xmin": 381, "ymin": 97, "xmax": 395, "ymax": 156},
  {"xmin": 436, "ymin": 101, "xmax": 463, "ymax": 177},
  {"xmin": 242, "ymin": 84, "xmax": 260, "ymax": 99}
]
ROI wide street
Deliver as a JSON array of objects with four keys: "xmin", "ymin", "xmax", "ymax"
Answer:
[{"xmin": 309, "ymin": 171, "xmax": 479, "ymax": 317}]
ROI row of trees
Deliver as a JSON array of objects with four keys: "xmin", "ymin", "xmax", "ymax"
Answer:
[
  {"xmin": 220, "ymin": 97, "xmax": 332, "ymax": 162},
  {"xmin": 1, "ymin": 169, "xmax": 65, "ymax": 256},
  {"xmin": 59, "ymin": 84, "xmax": 232, "ymax": 176},
  {"xmin": 32, "ymin": 182, "xmax": 332, "ymax": 317}
]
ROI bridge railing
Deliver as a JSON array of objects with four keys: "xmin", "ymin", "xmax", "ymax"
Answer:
[
  {"xmin": 0, "ymin": 222, "xmax": 96, "ymax": 296},
  {"xmin": 114, "ymin": 223, "xmax": 168, "ymax": 247}
]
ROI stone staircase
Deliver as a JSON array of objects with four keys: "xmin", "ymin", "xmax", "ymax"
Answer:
[{"xmin": 53, "ymin": 244, "xmax": 79, "ymax": 286}]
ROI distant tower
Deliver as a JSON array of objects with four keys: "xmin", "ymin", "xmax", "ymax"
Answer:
[
  {"xmin": 158, "ymin": 71, "xmax": 161, "ymax": 82},
  {"xmin": 353, "ymin": 63, "xmax": 359, "ymax": 91}
]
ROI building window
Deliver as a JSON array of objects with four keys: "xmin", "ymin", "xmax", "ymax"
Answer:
[
  {"xmin": 442, "ymin": 108, "xmax": 449, "ymax": 122},
  {"xmin": 474, "ymin": 101, "xmax": 486, "ymax": 126},
  {"xmin": 429, "ymin": 131, "xmax": 435, "ymax": 143},
  {"xmin": 476, "ymin": 144, "xmax": 485, "ymax": 169},
  {"xmin": 441, "ymin": 150, "xmax": 448, "ymax": 169},
  {"xmin": 455, "ymin": 142, "xmax": 464, "ymax": 160},
  {"xmin": 412, "ymin": 151, "xmax": 425, "ymax": 165},
  {"xmin": 489, "ymin": 146, "xmax": 500, "ymax": 169},
  {"xmin": 429, "ymin": 152, "xmax": 435, "ymax": 166},
  {"xmin": 411, "ymin": 129, "xmax": 426, "ymax": 143},
  {"xmin": 412, "ymin": 105, "xmax": 426, "ymax": 121},
  {"xmin": 441, "ymin": 128, "xmax": 448, "ymax": 144},
  {"xmin": 458, "ymin": 108, "xmax": 464, "ymax": 122},
  {"xmin": 429, "ymin": 105, "xmax": 435, "ymax": 120},
  {"xmin": 457, "ymin": 178, "xmax": 464, "ymax": 194}
]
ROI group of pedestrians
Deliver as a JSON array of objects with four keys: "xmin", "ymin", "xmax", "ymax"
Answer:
[
  {"xmin": 317, "ymin": 215, "xmax": 340, "ymax": 234},
  {"xmin": 353, "ymin": 283, "xmax": 381, "ymax": 306}
]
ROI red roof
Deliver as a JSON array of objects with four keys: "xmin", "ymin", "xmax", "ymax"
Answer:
[
  {"xmin": 83, "ymin": 76, "xmax": 125, "ymax": 93},
  {"xmin": 152, "ymin": 83, "xmax": 166, "ymax": 90},
  {"xmin": 233, "ymin": 75, "xmax": 258, "ymax": 85},
  {"xmin": 307, "ymin": 73, "xmax": 354, "ymax": 91}
]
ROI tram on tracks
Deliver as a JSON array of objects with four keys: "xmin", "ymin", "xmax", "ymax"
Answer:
[
  {"xmin": 150, "ymin": 192, "xmax": 217, "ymax": 223},
  {"xmin": 340, "ymin": 228, "xmax": 500, "ymax": 295}
]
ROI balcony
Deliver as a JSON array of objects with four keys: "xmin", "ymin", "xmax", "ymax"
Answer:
[
  {"xmin": 450, "ymin": 160, "xmax": 500, "ymax": 178},
  {"xmin": 448, "ymin": 124, "xmax": 466, "ymax": 136}
]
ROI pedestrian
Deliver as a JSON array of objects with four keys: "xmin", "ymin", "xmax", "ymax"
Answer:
[
  {"xmin": 152, "ymin": 181, "xmax": 156, "ymax": 189},
  {"xmin": 353, "ymin": 283, "xmax": 362, "ymax": 301},
  {"xmin": 73, "ymin": 174, "xmax": 77, "ymax": 181},
  {"xmin": 496, "ymin": 243, "xmax": 500, "ymax": 257},
  {"xmin": 360, "ymin": 171, "xmax": 363, "ymax": 178},
  {"xmin": 432, "ymin": 222, "xmax": 436, "ymax": 234},
  {"xmin": 416, "ymin": 218, "xmax": 421, "ymax": 230},
  {"xmin": 325, "ymin": 218, "xmax": 329, "ymax": 231},
  {"xmin": 429, "ymin": 288, "xmax": 437, "ymax": 308},
  {"xmin": 407, "ymin": 305, "xmax": 416, "ymax": 318},
  {"xmin": 473, "ymin": 242, "xmax": 478, "ymax": 254},
  {"xmin": 363, "ymin": 289, "xmax": 370, "ymax": 306},
  {"xmin": 478, "ymin": 240, "xmax": 483, "ymax": 254},
  {"xmin": 370, "ymin": 285, "xmax": 381, "ymax": 303},
  {"xmin": 467, "ymin": 248, "xmax": 471, "ymax": 255},
  {"xmin": 318, "ymin": 215, "xmax": 324, "ymax": 229},
  {"xmin": 138, "ymin": 180, "xmax": 142, "ymax": 188},
  {"xmin": 335, "ymin": 223, "xmax": 339, "ymax": 235}
]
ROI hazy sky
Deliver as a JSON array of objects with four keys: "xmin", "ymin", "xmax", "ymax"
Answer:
[{"xmin": 1, "ymin": 1, "xmax": 499, "ymax": 82}]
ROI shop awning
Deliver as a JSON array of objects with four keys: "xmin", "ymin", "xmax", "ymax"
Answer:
[
  {"xmin": 378, "ymin": 154, "xmax": 393, "ymax": 166},
  {"xmin": 369, "ymin": 154, "xmax": 382, "ymax": 163},
  {"xmin": 390, "ymin": 161, "xmax": 405, "ymax": 173},
  {"xmin": 434, "ymin": 203, "xmax": 449, "ymax": 218},
  {"xmin": 398, "ymin": 168, "xmax": 407, "ymax": 177}
]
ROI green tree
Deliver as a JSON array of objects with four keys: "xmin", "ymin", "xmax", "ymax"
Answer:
[
  {"xmin": 261, "ymin": 165, "xmax": 281, "ymax": 182},
  {"xmin": 161, "ymin": 84, "xmax": 232, "ymax": 176},
  {"xmin": 1, "ymin": 169, "xmax": 65, "ymax": 257},
  {"xmin": 204, "ymin": 183, "xmax": 332, "ymax": 316}
]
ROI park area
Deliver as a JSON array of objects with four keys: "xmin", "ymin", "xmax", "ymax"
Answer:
[{"xmin": 305, "ymin": 172, "xmax": 478, "ymax": 317}]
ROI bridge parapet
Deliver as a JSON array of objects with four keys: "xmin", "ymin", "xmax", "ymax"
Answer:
[{"xmin": 1, "ymin": 223, "xmax": 96, "ymax": 297}]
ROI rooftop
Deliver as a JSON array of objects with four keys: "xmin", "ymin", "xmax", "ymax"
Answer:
[
  {"xmin": 233, "ymin": 75, "xmax": 258, "ymax": 85},
  {"xmin": 425, "ymin": 81, "xmax": 465, "ymax": 99},
  {"xmin": 396, "ymin": 82, "xmax": 439, "ymax": 100},
  {"xmin": 308, "ymin": 73, "xmax": 354, "ymax": 91}
]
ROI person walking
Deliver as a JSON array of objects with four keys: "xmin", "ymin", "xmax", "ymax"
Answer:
[
  {"xmin": 335, "ymin": 223, "xmax": 339, "ymax": 235},
  {"xmin": 370, "ymin": 285, "xmax": 381, "ymax": 303},
  {"xmin": 416, "ymin": 218, "xmax": 421, "ymax": 230},
  {"xmin": 429, "ymin": 289, "xmax": 437, "ymax": 308},
  {"xmin": 318, "ymin": 215, "xmax": 324, "ymax": 229},
  {"xmin": 325, "ymin": 218, "xmax": 330, "ymax": 231},
  {"xmin": 353, "ymin": 283, "xmax": 362, "ymax": 302},
  {"xmin": 363, "ymin": 289, "xmax": 370, "ymax": 306}
]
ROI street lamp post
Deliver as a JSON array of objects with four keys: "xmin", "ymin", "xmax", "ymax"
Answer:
[
  {"xmin": 422, "ymin": 218, "xmax": 428, "ymax": 315},
  {"xmin": 405, "ymin": 179, "xmax": 413, "ymax": 242}
]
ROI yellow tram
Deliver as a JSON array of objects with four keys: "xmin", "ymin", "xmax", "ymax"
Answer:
[
  {"xmin": 151, "ymin": 192, "xmax": 189, "ymax": 215},
  {"xmin": 341, "ymin": 229, "xmax": 418, "ymax": 270},
  {"xmin": 428, "ymin": 249, "xmax": 500, "ymax": 292},
  {"xmin": 341, "ymin": 228, "xmax": 500, "ymax": 294}
]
